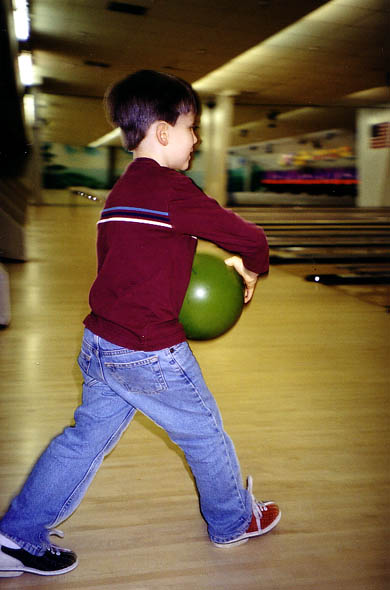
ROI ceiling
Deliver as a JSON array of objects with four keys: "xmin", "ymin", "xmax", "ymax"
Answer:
[{"xmin": 26, "ymin": 0, "xmax": 390, "ymax": 147}]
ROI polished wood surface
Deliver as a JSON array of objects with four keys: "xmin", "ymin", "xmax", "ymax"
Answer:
[
  {"xmin": 234, "ymin": 207, "xmax": 390, "ymax": 253},
  {"xmin": 0, "ymin": 205, "xmax": 389, "ymax": 589},
  {"xmin": 233, "ymin": 207, "xmax": 390, "ymax": 224}
]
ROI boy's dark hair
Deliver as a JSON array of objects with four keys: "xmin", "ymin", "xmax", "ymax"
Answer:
[{"xmin": 105, "ymin": 70, "xmax": 200, "ymax": 151}]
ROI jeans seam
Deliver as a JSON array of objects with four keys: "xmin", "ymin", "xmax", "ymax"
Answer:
[{"xmin": 170, "ymin": 351, "xmax": 246, "ymax": 516}]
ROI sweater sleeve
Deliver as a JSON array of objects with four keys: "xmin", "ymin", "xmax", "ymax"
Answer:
[{"xmin": 168, "ymin": 173, "xmax": 269, "ymax": 275}]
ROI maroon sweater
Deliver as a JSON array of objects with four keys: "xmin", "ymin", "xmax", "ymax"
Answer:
[{"xmin": 84, "ymin": 158, "xmax": 269, "ymax": 351}]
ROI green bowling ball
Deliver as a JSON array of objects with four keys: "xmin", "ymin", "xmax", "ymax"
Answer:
[{"xmin": 179, "ymin": 253, "xmax": 244, "ymax": 340}]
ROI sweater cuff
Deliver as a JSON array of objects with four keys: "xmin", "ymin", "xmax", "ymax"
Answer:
[{"xmin": 242, "ymin": 233, "xmax": 269, "ymax": 276}]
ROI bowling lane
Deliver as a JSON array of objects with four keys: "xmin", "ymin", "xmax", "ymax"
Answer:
[
  {"xmin": 272, "ymin": 260, "xmax": 390, "ymax": 309},
  {"xmin": 231, "ymin": 206, "xmax": 390, "ymax": 310}
]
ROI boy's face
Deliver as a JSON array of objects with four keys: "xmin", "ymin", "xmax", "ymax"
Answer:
[{"xmin": 166, "ymin": 112, "xmax": 198, "ymax": 170}]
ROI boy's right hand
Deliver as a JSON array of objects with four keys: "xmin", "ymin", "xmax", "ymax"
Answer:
[{"xmin": 224, "ymin": 256, "xmax": 258, "ymax": 303}]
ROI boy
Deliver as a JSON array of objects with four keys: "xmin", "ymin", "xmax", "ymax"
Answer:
[{"xmin": 0, "ymin": 70, "xmax": 280, "ymax": 578}]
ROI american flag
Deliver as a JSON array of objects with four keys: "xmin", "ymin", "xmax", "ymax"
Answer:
[{"xmin": 370, "ymin": 122, "xmax": 390, "ymax": 149}]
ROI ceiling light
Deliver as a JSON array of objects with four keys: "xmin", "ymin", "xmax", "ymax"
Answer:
[
  {"xmin": 23, "ymin": 93, "xmax": 35, "ymax": 124},
  {"xmin": 18, "ymin": 52, "xmax": 34, "ymax": 86},
  {"xmin": 88, "ymin": 128, "xmax": 121, "ymax": 147},
  {"xmin": 13, "ymin": 0, "xmax": 30, "ymax": 41}
]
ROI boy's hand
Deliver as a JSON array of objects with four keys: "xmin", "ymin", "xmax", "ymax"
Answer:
[{"xmin": 224, "ymin": 256, "xmax": 258, "ymax": 303}]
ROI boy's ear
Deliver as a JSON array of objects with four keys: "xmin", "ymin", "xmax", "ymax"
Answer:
[{"xmin": 156, "ymin": 121, "xmax": 169, "ymax": 146}]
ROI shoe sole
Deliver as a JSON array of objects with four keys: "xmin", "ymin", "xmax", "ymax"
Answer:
[
  {"xmin": 213, "ymin": 537, "xmax": 249, "ymax": 548},
  {"xmin": 212, "ymin": 510, "xmax": 281, "ymax": 548},
  {"xmin": 0, "ymin": 558, "xmax": 78, "ymax": 577}
]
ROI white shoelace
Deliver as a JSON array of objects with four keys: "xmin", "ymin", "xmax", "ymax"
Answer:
[
  {"xmin": 247, "ymin": 475, "xmax": 269, "ymax": 527},
  {"xmin": 49, "ymin": 529, "xmax": 64, "ymax": 539},
  {"xmin": 47, "ymin": 528, "xmax": 65, "ymax": 555}
]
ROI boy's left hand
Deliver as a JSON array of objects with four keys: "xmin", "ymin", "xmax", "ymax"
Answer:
[{"xmin": 224, "ymin": 256, "xmax": 258, "ymax": 303}]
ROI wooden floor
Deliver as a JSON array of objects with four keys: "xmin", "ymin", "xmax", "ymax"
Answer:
[{"xmin": 0, "ymin": 205, "xmax": 389, "ymax": 589}]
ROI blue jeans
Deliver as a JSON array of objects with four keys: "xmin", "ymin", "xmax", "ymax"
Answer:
[{"xmin": 0, "ymin": 329, "xmax": 252, "ymax": 554}]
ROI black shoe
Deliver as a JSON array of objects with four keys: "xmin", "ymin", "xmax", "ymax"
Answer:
[{"xmin": 0, "ymin": 535, "xmax": 78, "ymax": 577}]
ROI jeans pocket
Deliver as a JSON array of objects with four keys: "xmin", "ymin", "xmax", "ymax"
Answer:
[
  {"xmin": 78, "ymin": 348, "xmax": 100, "ymax": 387},
  {"xmin": 78, "ymin": 349, "xmax": 91, "ymax": 374},
  {"xmin": 104, "ymin": 355, "xmax": 167, "ymax": 395}
]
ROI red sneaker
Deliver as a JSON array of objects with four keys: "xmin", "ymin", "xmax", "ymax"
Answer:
[{"xmin": 213, "ymin": 476, "xmax": 281, "ymax": 548}]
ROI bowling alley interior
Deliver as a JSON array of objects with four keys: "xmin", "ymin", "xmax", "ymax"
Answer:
[{"xmin": 0, "ymin": 0, "xmax": 389, "ymax": 588}]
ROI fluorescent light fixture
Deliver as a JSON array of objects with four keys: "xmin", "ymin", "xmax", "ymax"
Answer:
[
  {"xmin": 13, "ymin": 0, "xmax": 30, "ymax": 41},
  {"xmin": 88, "ymin": 128, "xmax": 121, "ymax": 147},
  {"xmin": 23, "ymin": 93, "xmax": 35, "ymax": 124},
  {"xmin": 18, "ymin": 52, "xmax": 34, "ymax": 86}
]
